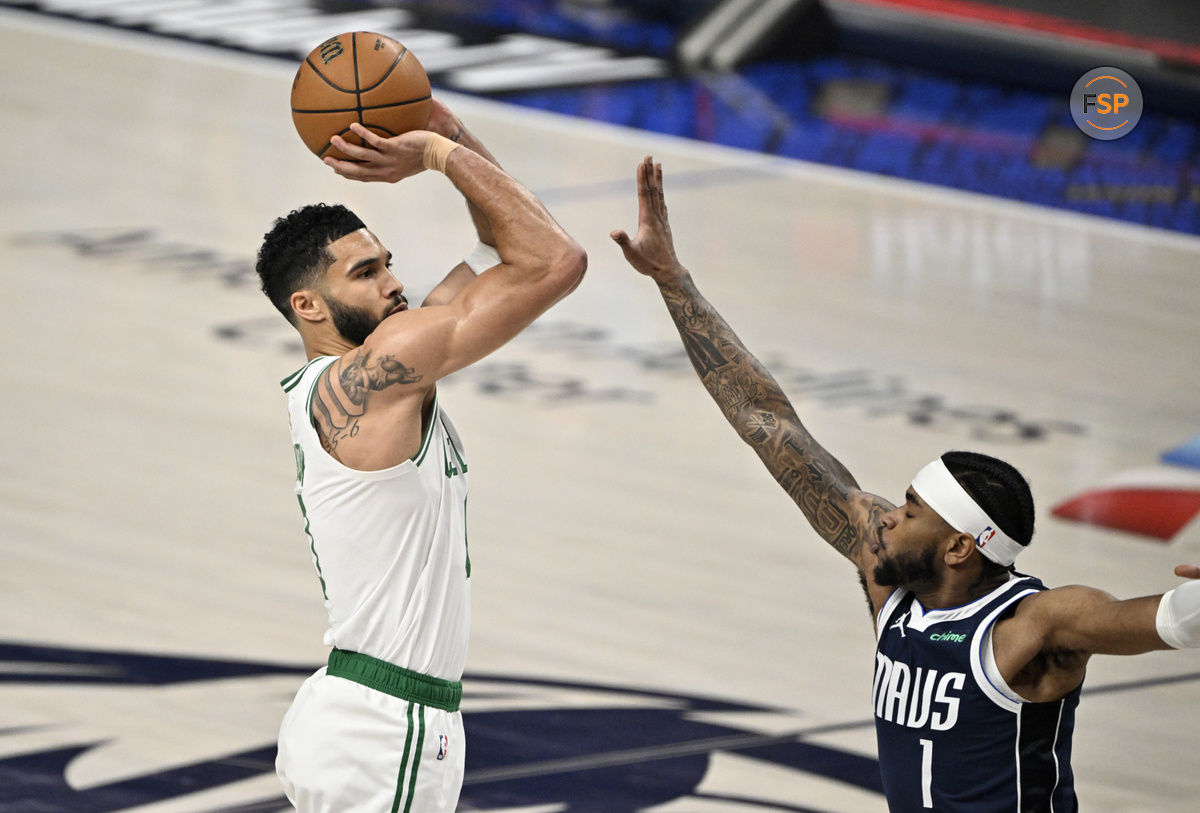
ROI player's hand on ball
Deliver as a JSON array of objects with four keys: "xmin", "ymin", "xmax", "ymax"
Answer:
[{"xmin": 325, "ymin": 124, "xmax": 428, "ymax": 183}]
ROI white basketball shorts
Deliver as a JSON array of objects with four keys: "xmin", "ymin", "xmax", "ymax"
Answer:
[{"xmin": 276, "ymin": 667, "xmax": 466, "ymax": 812}]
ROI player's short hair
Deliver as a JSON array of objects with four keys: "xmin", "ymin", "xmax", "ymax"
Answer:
[
  {"xmin": 941, "ymin": 452, "xmax": 1034, "ymax": 576},
  {"xmin": 255, "ymin": 203, "xmax": 366, "ymax": 324}
]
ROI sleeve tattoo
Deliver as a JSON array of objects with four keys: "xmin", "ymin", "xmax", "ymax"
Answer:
[{"xmin": 660, "ymin": 278, "xmax": 880, "ymax": 563}]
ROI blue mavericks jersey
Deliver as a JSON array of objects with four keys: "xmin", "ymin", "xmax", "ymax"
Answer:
[{"xmin": 873, "ymin": 575, "xmax": 1080, "ymax": 812}]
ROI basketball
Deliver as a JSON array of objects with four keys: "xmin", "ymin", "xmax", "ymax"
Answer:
[{"xmin": 291, "ymin": 31, "xmax": 432, "ymax": 161}]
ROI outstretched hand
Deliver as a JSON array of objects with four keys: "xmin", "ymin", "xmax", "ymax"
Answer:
[
  {"xmin": 610, "ymin": 156, "xmax": 686, "ymax": 284},
  {"xmin": 1176, "ymin": 564, "xmax": 1200, "ymax": 579},
  {"xmin": 324, "ymin": 123, "xmax": 430, "ymax": 183}
]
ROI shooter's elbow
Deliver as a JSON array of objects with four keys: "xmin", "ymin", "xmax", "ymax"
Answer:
[{"xmin": 549, "ymin": 239, "xmax": 587, "ymax": 298}]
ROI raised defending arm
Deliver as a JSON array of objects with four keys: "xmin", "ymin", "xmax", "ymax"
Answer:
[
  {"xmin": 612, "ymin": 157, "xmax": 891, "ymax": 605},
  {"xmin": 654, "ymin": 273, "xmax": 877, "ymax": 558}
]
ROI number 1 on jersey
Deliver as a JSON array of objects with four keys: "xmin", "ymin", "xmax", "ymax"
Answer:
[{"xmin": 919, "ymin": 738, "xmax": 933, "ymax": 808}]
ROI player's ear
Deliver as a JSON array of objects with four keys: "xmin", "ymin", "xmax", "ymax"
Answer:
[
  {"xmin": 945, "ymin": 532, "xmax": 976, "ymax": 566},
  {"xmin": 290, "ymin": 289, "xmax": 326, "ymax": 325}
]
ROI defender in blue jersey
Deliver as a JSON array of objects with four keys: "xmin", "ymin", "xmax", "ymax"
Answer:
[
  {"xmin": 612, "ymin": 156, "xmax": 1200, "ymax": 811},
  {"xmin": 873, "ymin": 568, "xmax": 1079, "ymax": 810}
]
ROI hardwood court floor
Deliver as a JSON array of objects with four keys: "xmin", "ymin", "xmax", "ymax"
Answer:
[{"xmin": 1, "ymin": 8, "xmax": 1198, "ymax": 812}]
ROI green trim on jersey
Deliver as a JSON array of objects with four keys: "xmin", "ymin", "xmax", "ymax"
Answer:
[
  {"xmin": 441, "ymin": 414, "xmax": 468, "ymax": 478},
  {"xmin": 296, "ymin": 492, "xmax": 328, "ymax": 600},
  {"xmin": 280, "ymin": 355, "xmax": 333, "ymax": 392},
  {"xmin": 463, "ymin": 495, "xmax": 471, "ymax": 579},
  {"xmin": 292, "ymin": 442, "xmax": 328, "ymax": 600},
  {"xmin": 288, "ymin": 360, "xmax": 337, "ymax": 602},
  {"xmin": 412, "ymin": 392, "xmax": 440, "ymax": 465}
]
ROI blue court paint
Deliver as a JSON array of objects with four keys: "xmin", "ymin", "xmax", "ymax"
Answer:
[
  {"xmin": 0, "ymin": 642, "xmax": 884, "ymax": 811},
  {"xmin": 1163, "ymin": 434, "xmax": 1200, "ymax": 469}
]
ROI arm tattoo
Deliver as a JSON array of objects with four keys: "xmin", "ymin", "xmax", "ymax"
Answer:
[
  {"xmin": 659, "ymin": 276, "xmax": 874, "ymax": 562},
  {"xmin": 312, "ymin": 349, "xmax": 423, "ymax": 455},
  {"xmin": 676, "ymin": 301, "xmax": 732, "ymax": 375}
]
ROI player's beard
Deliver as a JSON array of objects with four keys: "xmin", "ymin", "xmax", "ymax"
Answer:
[
  {"xmin": 326, "ymin": 294, "xmax": 384, "ymax": 347},
  {"xmin": 873, "ymin": 544, "xmax": 938, "ymax": 588}
]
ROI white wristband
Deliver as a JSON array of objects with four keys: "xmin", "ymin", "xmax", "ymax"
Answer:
[
  {"xmin": 1156, "ymin": 581, "xmax": 1200, "ymax": 649},
  {"xmin": 463, "ymin": 241, "xmax": 501, "ymax": 274}
]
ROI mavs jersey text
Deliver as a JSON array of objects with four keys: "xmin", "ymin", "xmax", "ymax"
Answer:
[{"xmin": 874, "ymin": 575, "xmax": 1080, "ymax": 811}]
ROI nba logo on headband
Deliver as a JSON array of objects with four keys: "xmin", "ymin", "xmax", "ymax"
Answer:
[{"xmin": 911, "ymin": 460, "xmax": 1025, "ymax": 567}]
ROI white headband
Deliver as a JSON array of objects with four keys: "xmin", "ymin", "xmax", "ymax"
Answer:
[{"xmin": 910, "ymin": 458, "xmax": 1025, "ymax": 567}]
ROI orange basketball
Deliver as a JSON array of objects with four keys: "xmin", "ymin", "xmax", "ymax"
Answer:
[{"xmin": 291, "ymin": 31, "xmax": 432, "ymax": 161}]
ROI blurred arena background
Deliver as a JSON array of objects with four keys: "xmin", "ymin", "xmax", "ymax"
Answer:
[{"xmin": 2, "ymin": 1, "xmax": 1198, "ymax": 811}]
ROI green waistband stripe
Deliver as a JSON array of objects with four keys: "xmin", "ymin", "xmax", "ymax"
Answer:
[{"xmin": 327, "ymin": 648, "xmax": 462, "ymax": 712}]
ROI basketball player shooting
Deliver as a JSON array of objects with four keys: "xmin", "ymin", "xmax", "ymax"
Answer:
[
  {"xmin": 611, "ymin": 156, "xmax": 1200, "ymax": 811},
  {"xmin": 255, "ymin": 100, "xmax": 585, "ymax": 812}
]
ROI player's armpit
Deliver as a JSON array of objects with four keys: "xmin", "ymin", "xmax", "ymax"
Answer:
[
  {"xmin": 423, "ymin": 242, "xmax": 504, "ymax": 308},
  {"xmin": 421, "ymin": 262, "xmax": 478, "ymax": 308}
]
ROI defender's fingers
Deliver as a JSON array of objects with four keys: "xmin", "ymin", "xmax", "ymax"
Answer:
[{"xmin": 638, "ymin": 157, "xmax": 653, "ymax": 196}]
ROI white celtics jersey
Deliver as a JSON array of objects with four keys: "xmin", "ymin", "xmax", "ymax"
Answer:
[{"xmin": 282, "ymin": 355, "xmax": 471, "ymax": 682}]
